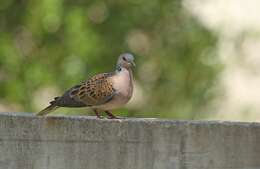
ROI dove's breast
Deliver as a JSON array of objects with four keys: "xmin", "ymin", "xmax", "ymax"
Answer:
[
  {"xmin": 95, "ymin": 68, "xmax": 133, "ymax": 110},
  {"xmin": 112, "ymin": 69, "xmax": 133, "ymax": 99}
]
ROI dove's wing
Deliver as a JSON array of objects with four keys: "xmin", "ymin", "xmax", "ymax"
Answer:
[{"xmin": 55, "ymin": 73, "xmax": 116, "ymax": 107}]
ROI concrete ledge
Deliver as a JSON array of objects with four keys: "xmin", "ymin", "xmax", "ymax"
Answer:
[{"xmin": 0, "ymin": 112, "xmax": 260, "ymax": 169}]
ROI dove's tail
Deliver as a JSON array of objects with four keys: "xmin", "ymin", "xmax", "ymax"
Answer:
[{"xmin": 36, "ymin": 97, "xmax": 60, "ymax": 116}]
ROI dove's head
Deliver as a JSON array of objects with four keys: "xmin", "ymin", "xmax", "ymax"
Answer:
[{"xmin": 117, "ymin": 53, "xmax": 136, "ymax": 69}]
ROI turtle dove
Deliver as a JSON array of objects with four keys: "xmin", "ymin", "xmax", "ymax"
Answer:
[{"xmin": 36, "ymin": 53, "xmax": 135, "ymax": 119}]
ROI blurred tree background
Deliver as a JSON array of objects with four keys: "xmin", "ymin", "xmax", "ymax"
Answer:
[{"xmin": 0, "ymin": 0, "xmax": 221, "ymax": 119}]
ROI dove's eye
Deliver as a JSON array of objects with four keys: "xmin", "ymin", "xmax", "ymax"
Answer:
[{"xmin": 122, "ymin": 57, "xmax": 127, "ymax": 61}]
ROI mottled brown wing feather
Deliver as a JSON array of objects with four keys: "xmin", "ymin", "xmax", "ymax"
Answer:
[
  {"xmin": 54, "ymin": 84, "xmax": 86, "ymax": 107},
  {"xmin": 69, "ymin": 73, "xmax": 116, "ymax": 106}
]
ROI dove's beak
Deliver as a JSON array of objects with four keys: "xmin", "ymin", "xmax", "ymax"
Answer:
[{"xmin": 131, "ymin": 61, "xmax": 136, "ymax": 67}]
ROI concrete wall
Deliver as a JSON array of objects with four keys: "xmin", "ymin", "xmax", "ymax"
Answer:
[{"xmin": 0, "ymin": 113, "xmax": 260, "ymax": 169}]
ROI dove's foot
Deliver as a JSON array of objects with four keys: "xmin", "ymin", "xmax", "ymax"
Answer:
[
  {"xmin": 105, "ymin": 111, "xmax": 120, "ymax": 119},
  {"xmin": 93, "ymin": 109, "xmax": 103, "ymax": 119}
]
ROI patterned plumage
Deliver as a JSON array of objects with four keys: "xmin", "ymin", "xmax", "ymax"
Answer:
[{"xmin": 37, "ymin": 53, "xmax": 135, "ymax": 118}]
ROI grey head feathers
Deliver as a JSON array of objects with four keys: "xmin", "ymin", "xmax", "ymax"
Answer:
[{"xmin": 116, "ymin": 53, "xmax": 135, "ymax": 70}]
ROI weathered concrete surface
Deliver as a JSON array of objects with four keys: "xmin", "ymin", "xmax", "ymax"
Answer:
[{"xmin": 0, "ymin": 113, "xmax": 260, "ymax": 169}]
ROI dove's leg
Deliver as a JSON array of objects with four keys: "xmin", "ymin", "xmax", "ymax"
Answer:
[
  {"xmin": 105, "ymin": 111, "xmax": 118, "ymax": 119},
  {"xmin": 93, "ymin": 109, "xmax": 102, "ymax": 119}
]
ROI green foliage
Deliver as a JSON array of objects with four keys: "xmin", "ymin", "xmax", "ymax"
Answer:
[{"xmin": 0, "ymin": 0, "xmax": 220, "ymax": 119}]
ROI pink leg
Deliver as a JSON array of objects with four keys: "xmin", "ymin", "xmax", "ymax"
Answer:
[
  {"xmin": 105, "ymin": 111, "xmax": 119, "ymax": 119},
  {"xmin": 93, "ymin": 109, "xmax": 102, "ymax": 119}
]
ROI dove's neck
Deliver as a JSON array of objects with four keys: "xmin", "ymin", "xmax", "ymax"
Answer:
[
  {"xmin": 115, "ymin": 65, "xmax": 133, "ymax": 82},
  {"xmin": 114, "ymin": 65, "xmax": 134, "ymax": 98}
]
